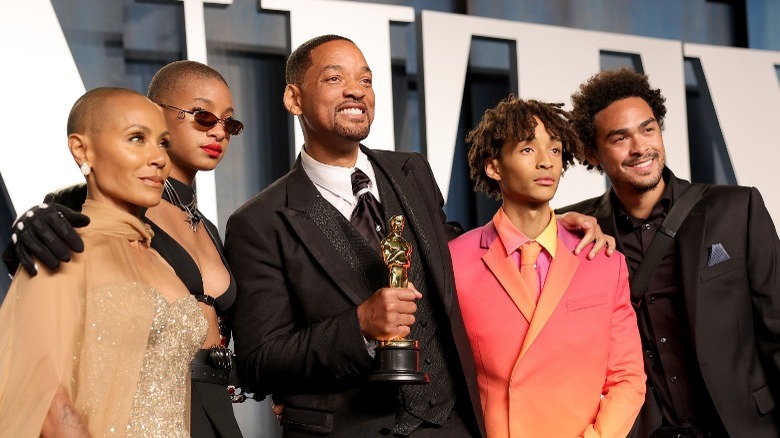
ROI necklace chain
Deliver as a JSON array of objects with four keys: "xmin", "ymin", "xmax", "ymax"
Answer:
[{"xmin": 162, "ymin": 180, "xmax": 201, "ymax": 232}]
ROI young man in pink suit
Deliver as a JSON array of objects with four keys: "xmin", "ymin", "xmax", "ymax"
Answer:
[{"xmin": 449, "ymin": 97, "xmax": 645, "ymax": 438}]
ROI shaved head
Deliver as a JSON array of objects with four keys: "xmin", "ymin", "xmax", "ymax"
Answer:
[
  {"xmin": 147, "ymin": 60, "xmax": 228, "ymax": 104},
  {"xmin": 67, "ymin": 87, "xmax": 149, "ymax": 136}
]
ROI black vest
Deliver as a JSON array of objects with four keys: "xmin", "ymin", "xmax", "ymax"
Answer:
[
  {"xmin": 325, "ymin": 164, "xmax": 459, "ymax": 434},
  {"xmin": 306, "ymin": 161, "xmax": 461, "ymax": 435}
]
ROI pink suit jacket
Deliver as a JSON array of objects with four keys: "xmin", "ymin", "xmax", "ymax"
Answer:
[{"xmin": 449, "ymin": 220, "xmax": 645, "ymax": 438}]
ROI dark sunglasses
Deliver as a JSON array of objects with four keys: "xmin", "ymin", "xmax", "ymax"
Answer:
[{"xmin": 160, "ymin": 103, "xmax": 244, "ymax": 135}]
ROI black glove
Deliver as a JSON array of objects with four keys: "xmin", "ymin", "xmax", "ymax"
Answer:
[{"xmin": 3, "ymin": 203, "xmax": 90, "ymax": 276}]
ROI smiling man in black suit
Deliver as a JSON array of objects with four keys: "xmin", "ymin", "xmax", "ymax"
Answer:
[
  {"xmin": 224, "ymin": 34, "xmax": 485, "ymax": 437},
  {"xmin": 559, "ymin": 68, "xmax": 780, "ymax": 437}
]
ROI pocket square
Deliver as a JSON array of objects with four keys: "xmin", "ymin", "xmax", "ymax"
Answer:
[{"xmin": 707, "ymin": 243, "xmax": 730, "ymax": 267}]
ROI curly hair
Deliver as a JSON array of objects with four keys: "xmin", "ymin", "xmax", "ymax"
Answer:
[
  {"xmin": 569, "ymin": 68, "xmax": 666, "ymax": 171},
  {"xmin": 285, "ymin": 34, "xmax": 353, "ymax": 85},
  {"xmin": 466, "ymin": 96, "xmax": 580, "ymax": 200}
]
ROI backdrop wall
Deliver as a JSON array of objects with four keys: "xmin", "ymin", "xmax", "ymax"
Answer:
[{"xmin": 1, "ymin": 1, "xmax": 778, "ymax": 436}]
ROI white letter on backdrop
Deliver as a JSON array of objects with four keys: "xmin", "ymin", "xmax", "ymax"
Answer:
[
  {"xmin": 419, "ymin": 10, "xmax": 687, "ymax": 209},
  {"xmin": 0, "ymin": 1, "xmax": 85, "ymax": 214},
  {"xmin": 684, "ymin": 43, "xmax": 780, "ymax": 222}
]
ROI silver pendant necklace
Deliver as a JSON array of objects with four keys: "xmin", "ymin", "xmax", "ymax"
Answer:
[{"xmin": 162, "ymin": 179, "xmax": 201, "ymax": 232}]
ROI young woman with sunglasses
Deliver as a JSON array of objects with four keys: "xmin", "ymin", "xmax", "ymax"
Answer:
[
  {"xmin": 144, "ymin": 60, "xmax": 245, "ymax": 438},
  {"xmin": 5, "ymin": 61, "xmax": 246, "ymax": 437}
]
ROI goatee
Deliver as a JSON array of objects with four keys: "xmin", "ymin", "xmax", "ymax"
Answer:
[
  {"xmin": 624, "ymin": 152, "xmax": 664, "ymax": 193},
  {"xmin": 335, "ymin": 122, "xmax": 370, "ymax": 142}
]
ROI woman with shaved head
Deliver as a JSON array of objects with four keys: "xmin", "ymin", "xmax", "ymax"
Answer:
[
  {"xmin": 5, "ymin": 61, "xmax": 246, "ymax": 437},
  {"xmin": 0, "ymin": 87, "xmax": 208, "ymax": 436}
]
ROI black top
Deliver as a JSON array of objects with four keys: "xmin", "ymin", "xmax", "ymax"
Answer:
[
  {"xmin": 615, "ymin": 169, "xmax": 726, "ymax": 435},
  {"xmin": 147, "ymin": 218, "xmax": 236, "ymax": 339},
  {"xmin": 152, "ymin": 177, "xmax": 236, "ymax": 341}
]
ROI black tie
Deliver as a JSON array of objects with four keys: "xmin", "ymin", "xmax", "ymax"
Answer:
[{"xmin": 350, "ymin": 168, "xmax": 386, "ymax": 252}]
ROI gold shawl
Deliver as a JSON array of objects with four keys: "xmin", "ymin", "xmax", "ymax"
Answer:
[{"xmin": 0, "ymin": 200, "xmax": 167, "ymax": 436}]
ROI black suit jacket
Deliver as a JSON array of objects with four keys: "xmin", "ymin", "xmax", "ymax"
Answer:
[
  {"xmin": 225, "ymin": 146, "xmax": 484, "ymax": 436},
  {"xmin": 559, "ymin": 170, "xmax": 780, "ymax": 437}
]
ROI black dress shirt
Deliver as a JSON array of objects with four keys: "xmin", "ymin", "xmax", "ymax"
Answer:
[{"xmin": 615, "ymin": 170, "xmax": 727, "ymax": 436}]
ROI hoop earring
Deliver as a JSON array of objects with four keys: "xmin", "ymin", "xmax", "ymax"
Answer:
[{"xmin": 80, "ymin": 162, "xmax": 92, "ymax": 176}]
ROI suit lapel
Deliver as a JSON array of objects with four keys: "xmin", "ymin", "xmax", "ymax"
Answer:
[
  {"xmin": 518, "ymin": 241, "xmax": 579, "ymax": 360},
  {"xmin": 282, "ymin": 159, "xmax": 366, "ymax": 305},
  {"xmin": 481, "ymin": 237, "xmax": 536, "ymax": 323},
  {"xmin": 678, "ymin": 200, "xmax": 708, "ymax": 338},
  {"xmin": 364, "ymin": 147, "xmax": 453, "ymax": 312},
  {"xmin": 593, "ymin": 190, "xmax": 625, "ymax": 254}
]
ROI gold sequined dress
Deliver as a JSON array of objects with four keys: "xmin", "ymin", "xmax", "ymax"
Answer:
[{"xmin": 0, "ymin": 200, "xmax": 208, "ymax": 437}]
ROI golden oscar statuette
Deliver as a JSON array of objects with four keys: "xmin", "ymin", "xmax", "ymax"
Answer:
[{"xmin": 366, "ymin": 215, "xmax": 430, "ymax": 384}]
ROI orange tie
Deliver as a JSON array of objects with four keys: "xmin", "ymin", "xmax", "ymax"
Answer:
[{"xmin": 520, "ymin": 241, "xmax": 542, "ymax": 301}]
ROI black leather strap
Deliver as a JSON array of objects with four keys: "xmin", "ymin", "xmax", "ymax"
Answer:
[
  {"xmin": 191, "ymin": 349, "xmax": 230, "ymax": 386},
  {"xmin": 193, "ymin": 294, "xmax": 220, "ymax": 313},
  {"xmin": 629, "ymin": 183, "xmax": 708, "ymax": 307}
]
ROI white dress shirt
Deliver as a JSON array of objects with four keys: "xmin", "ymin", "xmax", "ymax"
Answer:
[{"xmin": 300, "ymin": 147, "xmax": 381, "ymax": 219}]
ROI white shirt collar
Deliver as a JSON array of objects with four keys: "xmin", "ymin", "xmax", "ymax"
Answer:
[{"xmin": 300, "ymin": 147, "xmax": 379, "ymax": 207}]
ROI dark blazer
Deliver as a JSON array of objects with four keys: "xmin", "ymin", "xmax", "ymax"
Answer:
[
  {"xmin": 225, "ymin": 146, "xmax": 484, "ymax": 437},
  {"xmin": 558, "ymin": 169, "xmax": 780, "ymax": 437}
]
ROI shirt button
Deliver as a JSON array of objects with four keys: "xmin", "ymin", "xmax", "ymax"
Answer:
[
  {"xmin": 670, "ymin": 376, "xmax": 678, "ymax": 383},
  {"xmin": 644, "ymin": 223, "xmax": 651, "ymax": 230},
  {"xmin": 645, "ymin": 350, "xmax": 654, "ymax": 358},
  {"xmin": 424, "ymin": 357, "xmax": 432, "ymax": 365},
  {"xmin": 420, "ymin": 321, "xmax": 428, "ymax": 328},
  {"xmin": 660, "ymin": 337, "xmax": 668, "ymax": 344},
  {"xmin": 649, "ymin": 296, "xmax": 656, "ymax": 304},
  {"xmin": 429, "ymin": 399, "xmax": 437, "ymax": 407}
]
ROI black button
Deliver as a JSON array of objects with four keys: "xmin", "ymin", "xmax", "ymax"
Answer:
[
  {"xmin": 429, "ymin": 399, "xmax": 437, "ymax": 407},
  {"xmin": 420, "ymin": 321, "xmax": 428, "ymax": 328},
  {"xmin": 424, "ymin": 357, "xmax": 432, "ymax": 365},
  {"xmin": 644, "ymin": 223, "xmax": 651, "ymax": 230},
  {"xmin": 379, "ymin": 427, "xmax": 392, "ymax": 435},
  {"xmin": 408, "ymin": 402, "xmax": 415, "ymax": 410},
  {"xmin": 660, "ymin": 337, "xmax": 667, "ymax": 344},
  {"xmin": 645, "ymin": 350, "xmax": 653, "ymax": 358},
  {"xmin": 648, "ymin": 296, "xmax": 656, "ymax": 304},
  {"xmin": 670, "ymin": 376, "xmax": 677, "ymax": 383}
]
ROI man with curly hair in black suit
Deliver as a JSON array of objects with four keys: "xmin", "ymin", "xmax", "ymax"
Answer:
[{"xmin": 559, "ymin": 68, "xmax": 780, "ymax": 438}]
